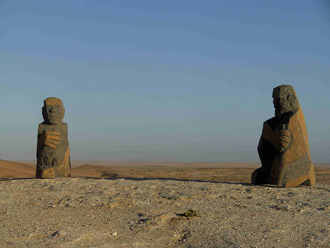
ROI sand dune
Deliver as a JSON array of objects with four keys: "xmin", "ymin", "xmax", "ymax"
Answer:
[{"xmin": 0, "ymin": 159, "xmax": 35, "ymax": 178}]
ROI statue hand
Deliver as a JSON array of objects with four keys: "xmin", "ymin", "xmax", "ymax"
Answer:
[
  {"xmin": 44, "ymin": 131, "xmax": 61, "ymax": 149},
  {"xmin": 278, "ymin": 128, "xmax": 292, "ymax": 153}
]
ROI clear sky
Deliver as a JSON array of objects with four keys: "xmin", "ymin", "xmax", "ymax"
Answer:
[{"xmin": 0, "ymin": 0, "xmax": 329, "ymax": 162}]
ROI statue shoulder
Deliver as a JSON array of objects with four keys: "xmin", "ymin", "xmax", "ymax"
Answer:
[
  {"xmin": 264, "ymin": 111, "xmax": 297, "ymax": 130},
  {"xmin": 38, "ymin": 123, "xmax": 47, "ymax": 133},
  {"xmin": 38, "ymin": 122, "xmax": 68, "ymax": 133},
  {"xmin": 59, "ymin": 122, "xmax": 68, "ymax": 133},
  {"xmin": 264, "ymin": 117, "xmax": 278, "ymax": 131},
  {"xmin": 61, "ymin": 122, "xmax": 68, "ymax": 130}
]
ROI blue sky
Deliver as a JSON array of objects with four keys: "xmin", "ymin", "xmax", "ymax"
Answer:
[{"xmin": 0, "ymin": 0, "xmax": 329, "ymax": 162}]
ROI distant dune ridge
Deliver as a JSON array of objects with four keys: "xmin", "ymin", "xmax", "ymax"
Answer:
[
  {"xmin": 0, "ymin": 160, "xmax": 35, "ymax": 178},
  {"xmin": 0, "ymin": 159, "xmax": 329, "ymax": 184}
]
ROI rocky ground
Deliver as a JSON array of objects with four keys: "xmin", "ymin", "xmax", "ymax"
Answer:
[{"xmin": 0, "ymin": 177, "xmax": 329, "ymax": 248}]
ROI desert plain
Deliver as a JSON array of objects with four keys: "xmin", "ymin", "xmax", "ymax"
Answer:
[{"xmin": 0, "ymin": 160, "xmax": 329, "ymax": 247}]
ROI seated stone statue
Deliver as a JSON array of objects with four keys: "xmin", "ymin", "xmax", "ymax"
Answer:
[
  {"xmin": 36, "ymin": 97, "xmax": 71, "ymax": 178},
  {"xmin": 252, "ymin": 85, "xmax": 315, "ymax": 187}
]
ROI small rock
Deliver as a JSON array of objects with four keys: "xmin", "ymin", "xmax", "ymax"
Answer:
[
  {"xmin": 184, "ymin": 209, "xmax": 200, "ymax": 217},
  {"xmin": 49, "ymin": 231, "xmax": 60, "ymax": 238},
  {"xmin": 317, "ymin": 206, "xmax": 330, "ymax": 212}
]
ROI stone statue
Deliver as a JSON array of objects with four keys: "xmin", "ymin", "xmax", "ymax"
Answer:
[
  {"xmin": 252, "ymin": 85, "xmax": 315, "ymax": 187},
  {"xmin": 36, "ymin": 97, "xmax": 71, "ymax": 178}
]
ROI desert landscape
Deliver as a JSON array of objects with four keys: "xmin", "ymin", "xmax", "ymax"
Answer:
[
  {"xmin": 1, "ymin": 160, "xmax": 330, "ymax": 247},
  {"xmin": 2, "ymin": 1, "xmax": 329, "ymax": 247}
]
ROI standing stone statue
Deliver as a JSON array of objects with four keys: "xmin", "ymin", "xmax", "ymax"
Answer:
[
  {"xmin": 36, "ymin": 97, "xmax": 71, "ymax": 178},
  {"xmin": 252, "ymin": 85, "xmax": 315, "ymax": 187}
]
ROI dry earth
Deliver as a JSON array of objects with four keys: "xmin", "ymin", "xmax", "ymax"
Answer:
[{"xmin": 0, "ymin": 160, "xmax": 330, "ymax": 247}]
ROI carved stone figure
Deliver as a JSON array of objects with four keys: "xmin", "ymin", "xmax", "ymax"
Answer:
[
  {"xmin": 252, "ymin": 85, "xmax": 315, "ymax": 187},
  {"xmin": 36, "ymin": 97, "xmax": 71, "ymax": 178}
]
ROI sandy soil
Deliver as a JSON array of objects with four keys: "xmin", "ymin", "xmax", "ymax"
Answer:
[
  {"xmin": 0, "ymin": 160, "xmax": 330, "ymax": 247},
  {"xmin": 0, "ymin": 178, "xmax": 330, "ymax": 248}
]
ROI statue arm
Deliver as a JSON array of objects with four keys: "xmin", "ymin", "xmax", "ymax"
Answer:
[
  {"xmin": 36, "ymin": 133, "xmax": 41, "ymax": 159},
  {"xmin": 257, "ymin": 130, "xmax": 278, "ymax": 184},
  {"xmin": 258, "ymin": 137, "xmax": 276, "ymax": 169}
]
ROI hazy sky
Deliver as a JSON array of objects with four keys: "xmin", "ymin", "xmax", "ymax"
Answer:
[{"xmin": 0, "ymin": 0, "xmax": 329, "ymax": 162}]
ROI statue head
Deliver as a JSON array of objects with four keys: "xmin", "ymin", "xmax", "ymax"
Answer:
[
  {"xmin": 42, "ymin": 97, "xmax": 65, "ymax": 125},
  {"xmin": 272, "ymin": 85, "xmax": 300, "ymax": 117}
]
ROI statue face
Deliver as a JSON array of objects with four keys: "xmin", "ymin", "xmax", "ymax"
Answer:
[
  {"xmin": 273, "ymin": 96, "xmax": 291, "ymax": 117},
  {"xmin": 272, "ymin": 85, "xmax": 299, "ymax": 117},
  {"xmin": 42, "ymin": 97, "xmax": 65, "ymax": 125}
]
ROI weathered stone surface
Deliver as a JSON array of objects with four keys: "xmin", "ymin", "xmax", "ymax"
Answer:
[
  {"xmin": 36, "ymin": 97, "xmax": 71, "ymax": 178},
  {"xmin": 252, "ymin": 85, "xmax": 315, "ymax": 187}
]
